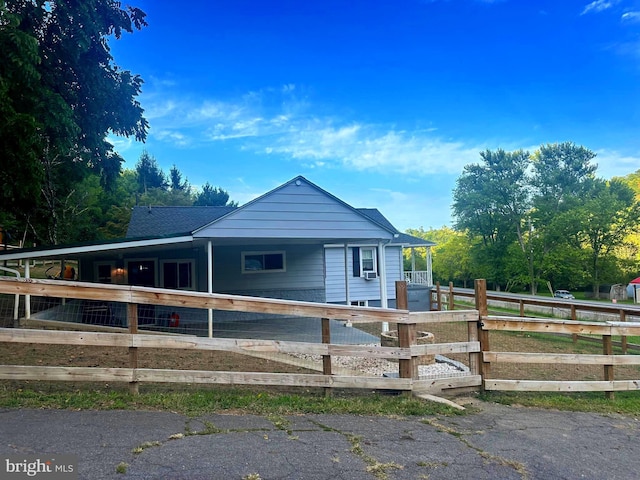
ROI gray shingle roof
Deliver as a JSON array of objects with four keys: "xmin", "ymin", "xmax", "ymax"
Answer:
[
  {"xmin": 126, "ymin": 206, "xmax": 237, "ymax": 238},
  {"xmin": 357, "ymin": 209, "xmax": 435, "ymax": 247},
  {"xmin": 357, "ymin": 208, "xmax": 399, "ymax": 233},
  {"xmin": 394, "ymin": 232, "xmax": 436, "ymax": 247},
  {"xmin": 125, "ymin": 205, "xmax": 435, "ymax": 247}
]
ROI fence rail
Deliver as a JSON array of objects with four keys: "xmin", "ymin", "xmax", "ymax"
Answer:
[
  {"xmin": 481, "ymin": 314, "xmax": 640, "ymax": 394},
  {"xmin": 2, "ymin": 277, "xmax": 639, "ymax": 398},
  {"xmin": 0, "ymin": 277, "xmax": 481, "ymax": 396},
  {"xmin": 438, "ymin": 283, "xmax": 640, "ymax": 320},
  {"xmin": 472, "ymin": 280, "xmax": 640, "ymax": 398}
]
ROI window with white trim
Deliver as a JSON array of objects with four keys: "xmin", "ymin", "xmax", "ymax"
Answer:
[
  {"xmin": 351, "ymin": 300, "xmax": 368, "ymax": 307},
  {"xmin": 360, "ymin": 247, "xmax": 376, "ymax": 273},
  {"xmin": 241, "ymin": 251, "xmax": 286, "ymax": 273},
  {"xmin": 353, "ymin": 246, "xmax": 377, "ymax": 277},
  {"xmin": 161, "ymin": 259, "xmax": 195, "ymax": 290}
]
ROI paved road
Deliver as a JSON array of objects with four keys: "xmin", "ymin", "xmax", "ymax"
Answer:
[
  {"xmin": 1, "ymin": 399, "xmax": 638, "ymax": 479},
  {"xmin": 453, "ymin": 287, "xmax": 640, "ymax": 313}
]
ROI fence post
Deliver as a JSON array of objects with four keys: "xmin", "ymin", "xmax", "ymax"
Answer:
[
  {"xmin": 322, "ymin": 317, "xmax": 332, "ymax": 397},
  {"xmin": 448, "ymin": 282, "xmax": 454, "ymax": 310},
  {"xmin": 396, "ymin": 280, "xmax": 408, "ymax": 311},
  {"xmin": 571, "ymin": 305, "xmax": 577, "ymax": 344},
  {"xmin": 467, "ymin": 313, "xmax": 480, "ymax": 379},
  {"xmin": 436, "ymin": 282, "xmax": 441, "ymax": 311},
  {"xmin": 474, "ymin": 279, "xmax": 490, "ymax": 388},
  {"xmin": 397, "ymin": 321, "xmax": 417, "ymax": 392},
  {"xmin": 519, "ymin": 299, "xmax": 524, "ymax": 317},
  {"xmin": 620, "ymin": 309, "xmax": 627, "ymax": 354},
  {"xmin": 396, "ymin": 281, "xmax": 417, "ymax": 392},
  {"xmin": 603, "ymin": 334, "xmax": 614, "ymax": 400},
  {"xmin": 127, "ymin": 303, "xmax": 139, "ymax": 395}
]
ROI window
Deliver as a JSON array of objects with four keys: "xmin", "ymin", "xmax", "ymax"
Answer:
[
  {"xmin": 95, "ymin": 262, "xmax": 114, "ymax": 284},
  {"xmin": 242, "ymin": 251, "xmax": 286, "ymax": 273},
  {"xmin": 161, "ymin": 260, "xmax": 194, "ymax": 290},
  {"xmin": 361, "ymin": 247, "xmax": 375, "ymax": 272},
  {"xmin": 352, "ymin": 247, "xmax": 377, "ymax": 277},
  {"xmin": 351, "ymin": 300, "xmax": 368, "ymax": 307}
]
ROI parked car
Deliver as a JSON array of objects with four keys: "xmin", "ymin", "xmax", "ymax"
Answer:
[{"xmin": 554, "ymin": 290, "xmax": 575, "ymax": 299}]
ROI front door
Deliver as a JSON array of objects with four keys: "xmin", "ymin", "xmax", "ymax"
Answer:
[
  {"xmin": 127, "ymin": 260, "xmax": 156, "ymax": 325},
  {"xmin": 127, "ymin": 260, "xmax": 156, "ymax": 287}
]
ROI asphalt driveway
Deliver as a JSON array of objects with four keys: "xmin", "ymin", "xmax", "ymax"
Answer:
[{"xmin": 1, "ymin": 399, "xmax": 638, "ymax": 479}]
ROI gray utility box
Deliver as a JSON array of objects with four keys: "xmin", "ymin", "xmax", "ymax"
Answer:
[{"xmin": 407, "ymin": 284, "xmax": 433, "ymax": 312}]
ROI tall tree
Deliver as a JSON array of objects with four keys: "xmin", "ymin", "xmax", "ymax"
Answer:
[
  {"xmin": 0, "ymin": 4, "xmax": 45, "ymax": 232},
  {"xmin": 0, "ymin": 0, "xmax": 148, "ymax": 244},
  {"xmin": 135, "ymin": 150, "xmax": 167, "ymax": 195},
  {"xmin": 193, "ymin": 183, "xmax": 238, "ymax": 207},
  {"xmin": 559, "ymin": 179, "xmax": 640, "ymax": 297},
  {"xmin": 531, "ymin": 142, "xmax": 597, "ymax": 222},
  {"xmin": 615, "ymin": 169, "xmax": 640, "ymax": 277},
  {"xmin": 169, "ymin": 164, "xmax": 190, "ymax": 191},
  {"xmin": 452, "ymin": 149, "xmax": 530, "ymax": 290},
  {"xmin": 529, "ymin": 143, "xmax": 599, "ymax": 291}
]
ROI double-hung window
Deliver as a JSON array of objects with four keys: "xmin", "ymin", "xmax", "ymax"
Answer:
[
  {"xmin": 352, "ymin": 246, "xmax": 377, "ymax": 277},
  {"xmin": 361, "ymin": 247, "xmax": 376, "ymax": 273}
]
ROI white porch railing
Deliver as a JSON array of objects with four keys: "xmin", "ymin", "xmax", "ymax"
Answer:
[{"xmin": 404, "ymin": 271, "xmax": 432, "ymax": 286}]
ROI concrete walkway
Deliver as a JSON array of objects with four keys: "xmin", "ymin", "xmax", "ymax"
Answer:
[
  {"xmin": 1, "ymin": 399, "xmax": 638, "ymax": 479},
  {"xmin": 31, "ymin": 301, "xmax": 381, "ymax": 345}
]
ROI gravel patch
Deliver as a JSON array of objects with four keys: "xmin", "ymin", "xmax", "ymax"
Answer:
[{"xmin": 290, "ymin": 344, "xmax": 470, "ymax": 378}]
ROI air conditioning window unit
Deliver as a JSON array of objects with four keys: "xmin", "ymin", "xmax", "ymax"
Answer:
[{"xmin": 364, "ymin": 271, "xmax": 377, "ymax": 280}]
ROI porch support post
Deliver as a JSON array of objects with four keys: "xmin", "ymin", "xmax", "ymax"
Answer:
[
  {"xmin": 410, "ymin": 247, "xmax": 416, "ymax": 282},
  {"xmin": 343, "ymin": 243, "xmax": 350, "ymax": 306},
  {"xmin": 207, "ymin": 240, "xmax": 213, "ymax": 338},
  {"xmin": 25, "ymin": 260, "xmax": 31, "ymax": 319},
  {"xmin": 379, "ymin": 241, "xmax": 389, "ymax": 331},
  {"xmin": 426, "ymin": 246, "xmax": 433, "ymax": 287},
  {"xmin": 343, "ymin": 243, "xmax": 352, "ymax": 327}
]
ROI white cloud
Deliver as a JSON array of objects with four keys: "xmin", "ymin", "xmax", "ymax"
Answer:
[
  {"xmin": 268, "ymin": 124, "xmax": 483, "ymax": 176},
  {"xmin": 106, "ymin": 135, "xmax": 134, "ymax": 152},
  {"xmin": 581, "ymin": 0, "xmax": 619, "ymax": 15},
  {"xmin": 144, "ymin": 100, "xmax": 179, "ymax": 120},
  {"xmin": 140, "ymin": 85, "xmax": 489, "ymax": 177},
  {"xmin": 593, "ymin": 149, "xmax": 640, "ymax": 178},
  {"xmin": 154, "ymin": 130, "xmax": 189, "ymax": 146},
  {"xmin": 621, "ymin": 11, "xmax": 640, "ymax": 22}
]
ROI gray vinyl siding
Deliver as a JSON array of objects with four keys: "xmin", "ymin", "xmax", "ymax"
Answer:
[
  {"xmin": 213, "ymin": 244, "xmax": 325, "ymax": 295},
  {"xmin": 194, "ymin": 181, "xmax": 394, "ymax": 240},
  {"xmin": 325, "ymin": 246, "xmax": 402, "ymax": 303}
]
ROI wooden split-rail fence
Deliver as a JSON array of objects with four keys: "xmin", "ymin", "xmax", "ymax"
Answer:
[
  {"xmin": 0, "ymin": 277, "xmax": 481, "ymax": 396},
  {"xmin": 0, "ymin": 277, "xmax": 639, "ymax": 398}
]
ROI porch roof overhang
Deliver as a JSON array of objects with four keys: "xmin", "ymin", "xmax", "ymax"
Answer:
[
  {"xmin": 0, "ymin": 234, "xmax": 401, "ymax": 263},
  {"xmin": 0, "ymin": 234, "xmax": 194, "ymax": 262}
]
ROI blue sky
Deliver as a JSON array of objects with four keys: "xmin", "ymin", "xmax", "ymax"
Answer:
[{"xmin": 108, "ymin": 0, "xmax": 640, "ymax": 231}]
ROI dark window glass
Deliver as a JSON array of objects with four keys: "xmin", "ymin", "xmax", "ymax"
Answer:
[
  {"xmin": 97, "ymin": 264, "xmax": 112, "ymax": 283},
  {"xmin": 178, "ymin": 262, "xmax": 192, "ymax": 288},
  {"xmin": 164, "ymin": 263, "xmax": 178, "ymax": 289},
  {"xmin": 264, "ymin": 253, "xmax": 284, "ymax": 270}
]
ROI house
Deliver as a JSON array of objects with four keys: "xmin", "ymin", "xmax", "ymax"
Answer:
[{"xmin": 0, "ymin": 176, "xmax": 434, "ymax": 333}]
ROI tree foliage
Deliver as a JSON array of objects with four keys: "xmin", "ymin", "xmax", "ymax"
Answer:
[
  {"xmin": 0, "ymin": 0, "xmax": 148, "ymax": 244},
  {"xmin": 136, "ymin": 151, "xmax": 167, "ymax": 194},
  {"xmin": 194, "ymin": 182, "xmax": 238, "ymax": 207},
  {"xmin": 449, "ymin": 143, "xmax": 640, "ymax": 295},
  {"xmin": 452, "ymin": 148, "xmax": 530, "ymax": 290},
  {"xmin": 404, "ymin": 227, "xmax": 476, "ymax": 287}
]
